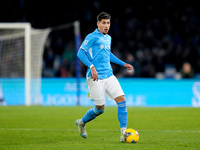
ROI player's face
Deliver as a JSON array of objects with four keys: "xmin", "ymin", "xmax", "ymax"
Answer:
[{"xmin": 97, "ymin": 19, "xmax": 110, "ymax": 35}]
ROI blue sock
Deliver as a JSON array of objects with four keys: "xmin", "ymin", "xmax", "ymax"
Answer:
[
  {"xmin": 82, "ymin": 107, "xmax": 104, "ymax": 124},
  {"xmin": 117, "ymin": 101, "xmax": 128, "ymax": 128}
]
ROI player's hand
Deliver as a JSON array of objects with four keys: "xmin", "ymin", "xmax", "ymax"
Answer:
[
  {"xmin": 91, "ymin": 67, "xmax": 98, "ymax": 81},
  {"xmin": 124, "ymin": 63, "xmax": 133, "ymax": 70},
  {"xmin": 124, "ymin": 63, "xmax": 135, "ymax": 74}
]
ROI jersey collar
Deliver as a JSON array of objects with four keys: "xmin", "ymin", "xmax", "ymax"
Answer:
[{"xmin": 95, "ymin": 28, "xmax": 107, "ymax": 37}]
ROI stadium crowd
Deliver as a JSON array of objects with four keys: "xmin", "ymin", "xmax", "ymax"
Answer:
[{"xmin": 1, "ymin": 1, "xmax": 200, "ymax": 78}]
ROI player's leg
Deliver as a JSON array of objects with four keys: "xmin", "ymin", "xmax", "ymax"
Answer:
[
  {"xmin": 114, "ymin": 95, "xmax": 127, "ymax": 136},
  {"xmin": 81, "ymin": 104, "xmax": 104, "ymax": 123},
  {"xmin": 82, "ymin": 78, "xmax": 105, "ymax": 124},
  {"xmin": 75, "ymin": 104, "xmax": 104, "ymax": 138},
  {"xmin": 75, "ymin": 78, "xmax": 105, "ymax": 138},
  {"xmin": 105, "ymin": 75, "xmax": 128, "ymax": 140}
]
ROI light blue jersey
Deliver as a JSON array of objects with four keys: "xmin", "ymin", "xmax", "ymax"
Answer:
[{"xmin": 77, "ymin": 29, "xmax": 125, "ymax": 79}]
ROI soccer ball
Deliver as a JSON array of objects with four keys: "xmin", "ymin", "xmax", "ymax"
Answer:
[{"xmin": 122, "ymin": 128, "xmax": 139, "ymax": 143}]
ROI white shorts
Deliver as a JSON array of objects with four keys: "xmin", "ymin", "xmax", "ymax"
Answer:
[{"xmin": 86, "ymin": 75, "xmax": 125, "ymax": 105}]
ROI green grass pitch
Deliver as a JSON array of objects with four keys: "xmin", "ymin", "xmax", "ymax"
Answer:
[{"xmin": 0, "ymin": 106, "xmax": 200, "ymax": 150}]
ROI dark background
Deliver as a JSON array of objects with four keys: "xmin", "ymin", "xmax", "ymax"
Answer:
[{"xmin": 1, "ymin": 0, "xmax": 200, "ymax": 78}]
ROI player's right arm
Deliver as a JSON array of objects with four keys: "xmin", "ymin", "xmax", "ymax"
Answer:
[
  {"xmin": 77, "ymin": 48, "xmax": 92, "ymax": 68},
  {"xmin": 77, "ymin": 49, "xmax": 98, "ymax": 81},
  {"xmin": 77, "ymin": 35, "xmax": 98, "ymax": 81}
]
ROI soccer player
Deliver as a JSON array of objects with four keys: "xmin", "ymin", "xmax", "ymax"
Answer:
[{"xmin": 75, "ymin": 12, "xmax": 134, "ymax": 141}]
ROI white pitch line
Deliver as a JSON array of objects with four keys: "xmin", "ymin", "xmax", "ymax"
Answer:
[{"xmin": 0, "ymin": 128, "xmax": 200, "ymax": 133}]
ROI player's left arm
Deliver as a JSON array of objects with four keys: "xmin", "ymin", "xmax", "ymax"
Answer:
[
  {"xmin": 124, "ymin": 63, "xmax": 134, "ymax": 70},
  {"xmin": 110, "ymin": 52, "xmax": 134, "ymax": 70}
]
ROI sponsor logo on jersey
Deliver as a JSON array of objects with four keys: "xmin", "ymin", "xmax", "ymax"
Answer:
[{"xmin": 84, "ymin": 40, "xmax": 88, "ymax": 45}]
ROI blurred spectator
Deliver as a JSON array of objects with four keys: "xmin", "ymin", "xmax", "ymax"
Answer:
[
  {"xmin": 180, "ymin": 62, "xmax": 195, "ymax": 78},
  {"xmin": 43, "ymin": 48, "xmax": 55, "ymax": 68},
  {"xmin": 62, "ymin": 41, "xmax": 75, "ymax": 63},
  {"xmin": 164, "ymin": 64, "xmax": 177, "ymax": 78}
]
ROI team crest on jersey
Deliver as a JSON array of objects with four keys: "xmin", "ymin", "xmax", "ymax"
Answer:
[
  {"xmin": 100, "ymin": 44, "xmax": 104, "ymax": 49},
  {"xmin": 84, "ymin": 40, "xmax": 88, "ymax": 45}
]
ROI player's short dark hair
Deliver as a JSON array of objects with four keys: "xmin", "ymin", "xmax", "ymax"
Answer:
[{"xmin": 97, "ymin": 12, "xmax": 111, "ymax": 22}]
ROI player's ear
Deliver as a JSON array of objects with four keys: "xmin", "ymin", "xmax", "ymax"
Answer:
[{"xmin": 97, "ymin": 21, "xmax": 99, "ymax": 27}]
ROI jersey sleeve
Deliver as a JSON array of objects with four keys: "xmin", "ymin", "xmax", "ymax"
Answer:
[
  {"xmin": 80, "ymin": 34, "xmax": 95, "ymax": 52},
  {"xmin": 110, "ymin": 52, "xmax": 126, "ymax": 66},
  {"xmin": 77, "ymin": 48, "xmax": 93, "ymax": 68},
  {"xmin": 77, "ymin": 34, "xmax": 95, "ymax": 68}
]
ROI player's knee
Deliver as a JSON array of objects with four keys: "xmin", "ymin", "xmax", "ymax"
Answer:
[
  {"xmin": 94, "ymin": 107, "xmax": 104, "ymax": 116},
  {"xmin": 96, "ymin": 105, "xmax": 104, "ymax": 111},
  {"xmin": 95, "ymin": 105, "xmax": 104, "ymax": 116},
  {"xmin": 121, "ymin": 96, "xmax": 126, "ymax": 102},
  {"xmin": 115, "ymin": 95, "xmax": 126, "ymax": 103},
  {"xmin": 96, "ymin": 109, "xmax": 104, "ymax": 116}
]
